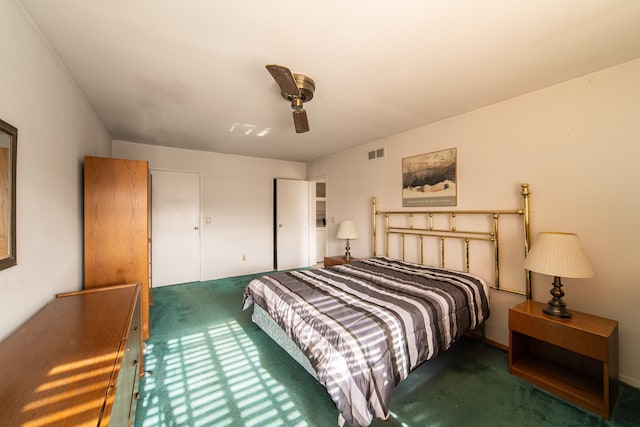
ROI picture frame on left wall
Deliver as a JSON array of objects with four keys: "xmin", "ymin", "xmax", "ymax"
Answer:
[
  {"xmin": 0, "ymin": 118, "xmax": 17, "ymax": 270},
  {"xmin": 402, "ymin": 147, "xmax": 457, "ymax": 207}
]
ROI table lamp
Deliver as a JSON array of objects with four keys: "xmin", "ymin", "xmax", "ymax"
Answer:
[
  {"xmin": 337, "ymin": 220, "xmax": 359, "ymax": 261},
  {"xmin": 523, "ymin": 232, "xmax": 595, "ymax": 318}
]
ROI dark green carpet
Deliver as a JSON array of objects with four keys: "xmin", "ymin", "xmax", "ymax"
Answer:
[{"xmin": 134, "ymin": 273, "xmax": 640, "ymax": 427}]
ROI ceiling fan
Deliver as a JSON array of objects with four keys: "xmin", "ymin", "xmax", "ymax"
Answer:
[{"xmin": 266, "ymin": 64, "xmax": 315, "ymax": 133}]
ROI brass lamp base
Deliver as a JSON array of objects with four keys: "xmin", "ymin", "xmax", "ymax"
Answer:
[
  {"xmin": 543, "ymin": 303, "xmax": 572, "ymax": 318},
  {"xmin": 344, "ymin": 239, "xmax": 351, "ymax": 262},
  {"xmin": 543, "ymin": 276, "xmax": 572, "ymax": 318}
]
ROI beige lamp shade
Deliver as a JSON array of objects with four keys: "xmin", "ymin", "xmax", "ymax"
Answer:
[
  {"xmin": 523, "ymin": 232, "xmax": 595, "ymax": 279},
  {"xmin": 337, "ymin": 220, "xmax": 359, "ymax": 240}
]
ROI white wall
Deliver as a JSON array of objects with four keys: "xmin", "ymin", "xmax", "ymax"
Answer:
[
  {"xmin": 0, "ymin": 1, "xmax": 111, "ymax": 341},
  {"xmin": 308, "ymin": 58, "xmax": 640, "ymax": 388},
  {"xmin": 112, "ymin": 140, "xmax": 306, "ymax": 280}
]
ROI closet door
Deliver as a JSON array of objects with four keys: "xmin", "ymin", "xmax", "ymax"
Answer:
[
  {"xmin": 274, "ymin": 179, "xmax": 312, "ymax": 270},
  {"xmin": 151, "ymin": 169, "xmax": 201, "ymax": 287}
]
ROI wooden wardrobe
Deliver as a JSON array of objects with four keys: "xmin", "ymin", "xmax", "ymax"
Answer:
[{"xmin": 84, "ymin": 156, "xmax": 151, "ymax": 340}]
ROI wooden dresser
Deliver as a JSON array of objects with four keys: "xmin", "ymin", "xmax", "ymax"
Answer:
[{"xmin": 0, "ymin": 284, "xmax": 142, "ymax": 426}]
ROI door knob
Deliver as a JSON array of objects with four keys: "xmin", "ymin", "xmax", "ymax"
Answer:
[{"xmin": 194, "ymin": 226, "xmax": 199, "ymax": 230}]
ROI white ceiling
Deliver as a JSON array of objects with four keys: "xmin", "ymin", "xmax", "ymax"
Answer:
[{"xmin": 19, "ymin": 0, "xmax": 640, "ymax": 162}]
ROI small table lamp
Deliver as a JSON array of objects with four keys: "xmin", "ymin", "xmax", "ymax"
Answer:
[
  {"xmin": 337, "ymin": 220, "xmax": 359, "ymax": 261},
  {"xmin": 523, "ymin": 232, "xmax": 595, "ymax": 318}
]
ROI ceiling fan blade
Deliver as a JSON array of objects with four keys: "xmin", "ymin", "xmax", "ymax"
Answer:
[
  {"xmin": 293, "ymin": 109, "xmax": 309, "ymax": 133},
  {"xmin": 266, "ymin": 64, "xmax": 300, "ymax": 97}
]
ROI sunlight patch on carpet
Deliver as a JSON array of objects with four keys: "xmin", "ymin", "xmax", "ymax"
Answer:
[{"xmin": 137, "ymin": 320, "xmax": 309, "ymax": 427}]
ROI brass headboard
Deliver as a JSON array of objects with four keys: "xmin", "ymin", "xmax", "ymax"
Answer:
[{"xmin": 372, "ymin": 183, "xmax": 532, "ymax": 298}]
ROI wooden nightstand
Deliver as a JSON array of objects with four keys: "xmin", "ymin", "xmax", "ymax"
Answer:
[
  {"xmin": 509, "ymin": 300, "xmax": 618, "ymax": 419},
  {"xmin": 323, "ymin": 256, "xmax": 359, "ymax": 268}
]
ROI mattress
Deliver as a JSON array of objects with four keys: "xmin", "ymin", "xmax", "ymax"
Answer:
[{"xmin": 252, "ymin": 304, "xmax": 317, "ymax": 379}]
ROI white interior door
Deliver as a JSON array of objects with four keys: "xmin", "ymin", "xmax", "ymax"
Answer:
[
  {"xmin": 151, "ymin": 169, "xmax": 201, "ymax": 286},
  {"xmin": 275, "ymin": 179, "xmax": 311, "ymax": 270}
]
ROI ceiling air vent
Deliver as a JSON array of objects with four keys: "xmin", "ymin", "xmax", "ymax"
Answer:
[{"xmin": 368, "ymin": 148, "xmax": 385, "ymax": 160}]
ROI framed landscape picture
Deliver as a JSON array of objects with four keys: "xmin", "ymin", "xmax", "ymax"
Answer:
[{"xmin": 402, "ymin": 148, "xmax": 457, "ymax": 207}]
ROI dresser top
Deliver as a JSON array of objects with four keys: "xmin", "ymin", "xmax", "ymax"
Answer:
[{"xmin": 0, "ymin": 284, "xmax": 139, "ymax": 426}]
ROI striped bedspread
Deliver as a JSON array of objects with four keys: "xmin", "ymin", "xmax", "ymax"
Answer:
[{"xmin": 242, "ymin": 257, "xmax": 490, "ymax": 427}]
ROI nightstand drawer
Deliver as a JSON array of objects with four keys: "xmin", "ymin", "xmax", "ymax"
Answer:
[{"xmin": 510, "ymin": 308, "xmax": 609, "ymax": 361}]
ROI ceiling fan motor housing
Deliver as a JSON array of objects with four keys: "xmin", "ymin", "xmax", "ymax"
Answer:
[{"xmin": 282, "ymin": 74, "xmax": 315, "ymax": 102}]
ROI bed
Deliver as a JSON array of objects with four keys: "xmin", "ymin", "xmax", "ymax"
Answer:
[{"xmin": 242, "ymin": 184, "xmax": 532, "ymax": 427}]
